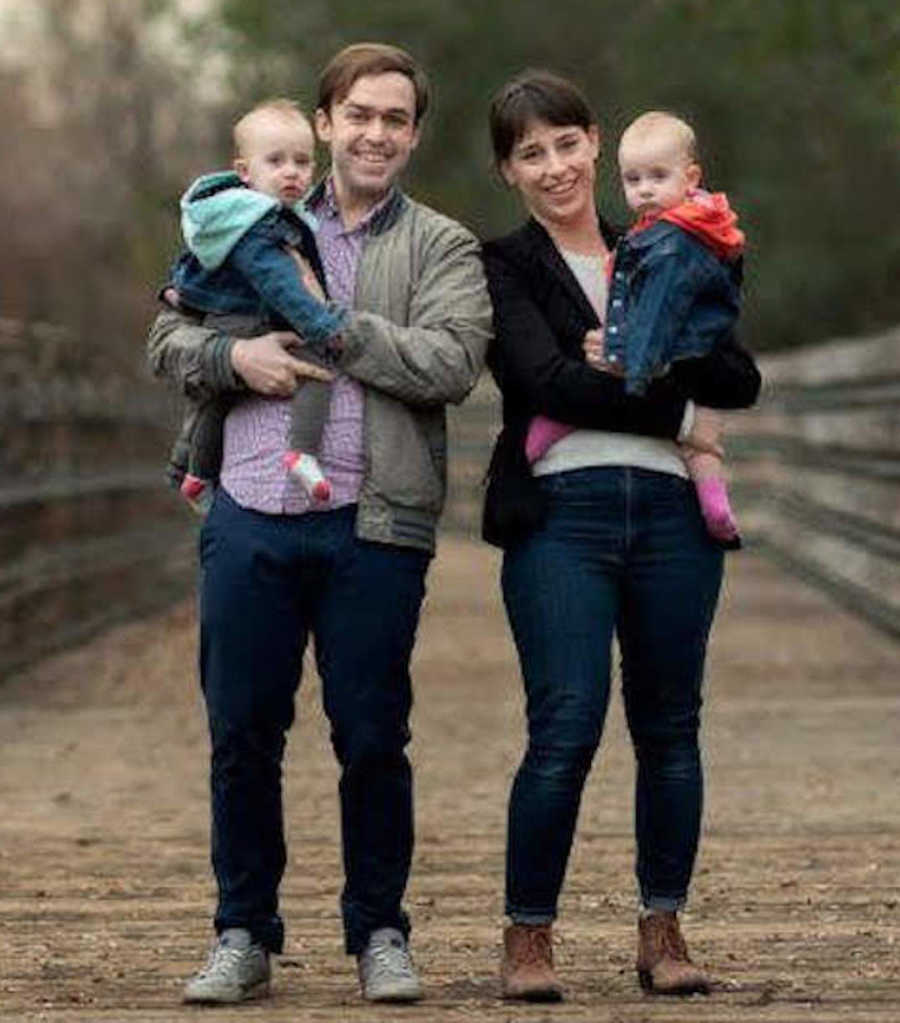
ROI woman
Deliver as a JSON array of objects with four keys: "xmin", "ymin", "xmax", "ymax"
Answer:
[{"xmin": 482, "ymin": 70, "xmax": 760, "ymax": 1001}]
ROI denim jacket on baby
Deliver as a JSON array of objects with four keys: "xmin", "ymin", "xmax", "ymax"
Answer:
[
  {"xmin": 170, "ymin": 170, "xmax": 346, "ymax": 351},
  {"xmin": 604, "ymin": 190, "xmax": 744, "ymax": 396}
]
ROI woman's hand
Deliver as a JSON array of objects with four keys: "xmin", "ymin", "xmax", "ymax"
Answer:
[
  {"xmin": 231, "ymin": 332, "xmax": 333, "ymax": 396},
  {"xmin": 583, "ymin": 328, "xmax": 623, "ymax": 376},
  {"xmin": 683, "ymin": 405, "xmax": 725, "ymax": 459}
]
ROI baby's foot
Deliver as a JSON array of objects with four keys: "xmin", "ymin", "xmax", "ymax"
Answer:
[
  {"xmin": 179, "ymin": 474, "xmax": 214, "ymax": 516},
  {"xmin": 284, "ymin": 451, "xmax": 331, "ymax": 503},
  {"xmin": 695, "ymin": 476, "xmax": 742, "ymax": 549}
]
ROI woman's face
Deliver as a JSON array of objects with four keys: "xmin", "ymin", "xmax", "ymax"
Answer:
[{"xmin": 500, "ymin": 119, "xmax": 600, "ymax": 228}]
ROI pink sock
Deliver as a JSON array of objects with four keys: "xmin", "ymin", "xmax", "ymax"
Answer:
[
  {"xmin": 284, "ymin": 451, "xmax": 331, "ymax": 503},
  {"xmin": 695, "ymin": 476, "xmax": 741, "ymax": 545},
  {"xmin": 179, "ymin": 473, "xmax": 212, "ymax": 515},
  {"xmin": 525, "ymin": 416, "xmax": 575, "ymax": 463}
]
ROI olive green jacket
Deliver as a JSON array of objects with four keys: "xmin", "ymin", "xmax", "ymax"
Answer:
[{"xmin": 148, "ymin": 185, "xmax": 492, "ymax": 552}]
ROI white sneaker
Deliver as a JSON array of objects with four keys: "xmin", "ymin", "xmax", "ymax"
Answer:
[
  {"xmin": 182, "ymin": 928, "xmax": 271, "ymax": 1004},
  {"xmin": 357, "ymin": 927, "xmax": 423, "ymax": 1002}
]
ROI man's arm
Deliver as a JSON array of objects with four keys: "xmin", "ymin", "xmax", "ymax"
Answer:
[
  {"xmin": 147, "ymin": 305, "xmax": 242, "ymax": 400},
  {"xmin": 333, "ymin": 220, "xmax": 492, "ymax": 407},
  {"xmin": 147, "ymin": 304, "xmax": 332, "ymax": 399}
]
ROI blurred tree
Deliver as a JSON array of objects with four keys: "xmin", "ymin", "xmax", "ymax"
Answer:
[
  {"xmin": 0, "ymin": 0, "xmax": 224, "ymax": 365},
  {"xmin": 2, "ymin": 0, "xmax": 897, "ymax": 354},
  {"xmin": 199, "ymin": 0, "xmax": 900, "ymax": 352}
]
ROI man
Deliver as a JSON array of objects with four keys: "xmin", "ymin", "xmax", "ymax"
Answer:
[{"xmin": 147, "ymin": 43, "xmax": 492, "ymax": 1005}]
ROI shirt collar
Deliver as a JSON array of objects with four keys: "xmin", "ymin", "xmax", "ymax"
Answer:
[{"xmin": 309, "ymin": 175, "xmax": 398, "ymax": 234}]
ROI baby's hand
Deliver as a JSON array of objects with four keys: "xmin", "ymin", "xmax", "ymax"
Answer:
[{"xmin": 288, "ymin": 249, "xmax": 327, "ymax": 303}]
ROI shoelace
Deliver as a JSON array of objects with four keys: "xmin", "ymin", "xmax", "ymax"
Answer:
[
  {"xmin": 368, "ymin": 938, "xmax": 412, "ymax": 974},
  {"xmin": 520, "ymin": 928, "xmax": 552, "ymax": 965},
  {"xmin": 646, "ymin": 917, "xmax": 689, "ymax": 962},
  {"xmin": 198, "ymin": 944, "xmax": 246, "ymax": 980}
]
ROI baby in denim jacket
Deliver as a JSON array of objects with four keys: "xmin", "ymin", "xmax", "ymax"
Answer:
[
  {"xmin": 166, "ymin": 98, "xmax": 345, "ymax": 512},
  {"xmin": 527, "ymin": 111, "xmax": 745, "ymax": 547}
]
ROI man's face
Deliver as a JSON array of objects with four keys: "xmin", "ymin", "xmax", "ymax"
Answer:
[{"xmin": 316, "ymin": 72, "xmax": 421, "ymax": 205}]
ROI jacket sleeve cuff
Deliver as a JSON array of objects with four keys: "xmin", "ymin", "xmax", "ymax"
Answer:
[
  {"xmin": 677, "ymin": 400, "xmax": 695, "ymax": 442},
  {"xmin": 208, "ymin": 332, "xmax": 245, "ymax": 392}
]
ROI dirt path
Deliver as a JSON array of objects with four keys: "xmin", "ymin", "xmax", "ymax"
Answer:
[{"xmin": 1, "ymin": 538, "xmax": 898, "ymax": 1022}]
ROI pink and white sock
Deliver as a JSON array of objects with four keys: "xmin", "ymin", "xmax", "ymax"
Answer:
[
  {"xmin": 695, "ymin": 476, "xmax": 741, "ymax": 545},
  {"xmin": 284, "ymin": 451, "xmax": 331, "ymax": 503},
  {"xmin": 180, "ymin": 473, "xmax": 213, "ymax": 515}
]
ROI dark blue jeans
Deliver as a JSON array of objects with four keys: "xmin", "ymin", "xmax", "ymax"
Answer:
[
  {"xmin": 198, "ymin": 490, "xmax": 430, "ymax": 954},
  {"xmin": 501, "ymin": 467, "xmax": 723, "ymax": 921}
]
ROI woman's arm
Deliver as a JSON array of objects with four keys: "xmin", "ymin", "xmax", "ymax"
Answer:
[
  {"xmin": 672, "ymin": 337, "xmax": 762, "ymax": 409},
  {"xmin": 334, "ymin": 220, "xmax": 492, "ymax": 408},
  {"xmin": 484, "ymin": 245, "xmax": 687, "ymax": 438}
]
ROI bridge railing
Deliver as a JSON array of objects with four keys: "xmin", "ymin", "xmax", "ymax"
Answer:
[
  {"xmin": 0, "ymin": 318, "xmax": 195, "ymax": 678},
  {"xmin": 444, "ymin": 327, "xmax": 900, "ymax": 640},
  {"xmin": 729, "ymin": 328, "xmax": 899, "ymax": 639},
  {"xmin": 4, "ymin": 319, "xmax": 896, "ymax": 678}
]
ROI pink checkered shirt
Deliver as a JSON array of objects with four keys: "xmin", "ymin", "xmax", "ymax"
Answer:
[{"xmin": 219, "ymin": 181, "xmax": 385, "ymax": 514}]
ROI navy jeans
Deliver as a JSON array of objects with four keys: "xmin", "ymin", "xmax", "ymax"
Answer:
[
  {"xmin": 501, "ymin": 467, "xmax": 723, "ymax": 920},
  {"xmin": 198, "ymin": 490, "xmax": 430, "ymax": 954}
]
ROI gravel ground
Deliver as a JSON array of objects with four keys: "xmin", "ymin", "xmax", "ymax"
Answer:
[{"xmin": 1, "ymin": 537, "xmax": 898, "ymax": 1022}]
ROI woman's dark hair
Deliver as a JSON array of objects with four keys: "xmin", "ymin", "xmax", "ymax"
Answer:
[{"xmin": 489, "ymin": 69, "xmax": 597, "ymax": 165}]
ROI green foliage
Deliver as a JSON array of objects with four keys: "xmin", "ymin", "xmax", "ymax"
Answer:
[
  {"xmin": 196, "ymin": 0, "xmax": 899, "ymax": 351},
  {"xmin": 10, "ymin": 0, "xmax": 894, "ymax": 354}
]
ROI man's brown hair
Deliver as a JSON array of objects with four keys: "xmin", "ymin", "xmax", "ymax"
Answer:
[{"xmin": 317, "ymin": 43, "xmax": 430, "ymax": 124}]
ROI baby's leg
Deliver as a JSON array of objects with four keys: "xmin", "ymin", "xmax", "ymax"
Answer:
[
  {"xmin": 682, "ymin": 447, "xmax": 742, "ymax": 549},
  {"xmin": 180, "ymin": 400, "xmax": 225, "ymax": 515},
  {"xmin": 525, "ymin": 416, "xmax": 575, "ymax": 463},
  {"xmin": 284, "ymin": 373, "xmax": 333, "ymax": 503}
]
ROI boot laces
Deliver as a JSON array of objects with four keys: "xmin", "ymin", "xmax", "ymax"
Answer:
[
  {"xmin": 520, "ymin": 926, "xmax": 553, "ymax": 965},
  {"xmin": 651, "ymin": 914, "xmax": 690, "ymax": 962}
]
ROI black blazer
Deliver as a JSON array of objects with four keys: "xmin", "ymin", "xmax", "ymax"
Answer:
[{"xmin": 480, "ymin": 215, "xmax": 761, "ymax": 548}]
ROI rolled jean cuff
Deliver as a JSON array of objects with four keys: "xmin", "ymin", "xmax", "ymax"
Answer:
[
  {"xmin": 216, "ymin": 915, "xmax": 284, "ymax": 955},
  {"xmin": 641, "ymin": 894, "xmax": 686, "ymax": 914},
  {"xmin": 506, "ymin": 906, "xmax": 556, "ymax": 926},
  {"xmin": 343, "ymin": 905, "xmax": 411, "ymax": 956}
]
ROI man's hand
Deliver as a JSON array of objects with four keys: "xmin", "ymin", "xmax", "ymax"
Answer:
[
  {"xmin": 231, "ymin": 332, "xmax": 333, "ymax": 396},
  {"xmin": 683, "ymin": 405, "xmax": 726, "ymax": 459}
]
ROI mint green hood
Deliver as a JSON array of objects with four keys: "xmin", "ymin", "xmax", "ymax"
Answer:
[{"xmin": 180, "ymin": 171, "xmax": 316, "ymax": 271}]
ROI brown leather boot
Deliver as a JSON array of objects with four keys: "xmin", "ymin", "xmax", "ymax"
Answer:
[
  {"xmin": 500, "ymin": 923, "xmax": 563, "ymax": 1001},
  {"xmin": 636, "ymin": 911, "xmax": 710, "ymax": 995}
]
